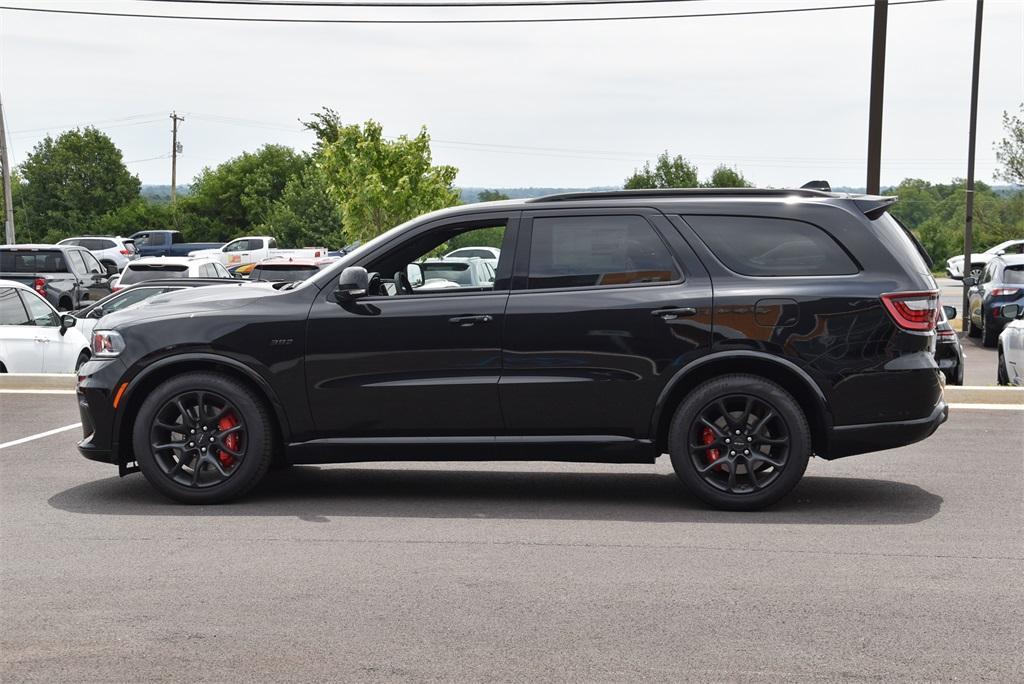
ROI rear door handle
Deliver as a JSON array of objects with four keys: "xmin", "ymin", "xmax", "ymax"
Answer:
[
  {"xmin": 652, "ymin": 307, "xmax": 697, "ymax": 320},
  {"xmin": 448, "ymin": 314, "xmax": 493, "ymax": 327}
]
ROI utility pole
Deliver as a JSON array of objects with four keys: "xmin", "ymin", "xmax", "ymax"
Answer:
[
  {"xmin": 170, "ymin": 111, "xmax": 184, "ymax": 204},
  {"xmin": 962, "ymin": 0, "xmax": 984, "ymax": 332},
  {"xmin": 866, "ymin": 0, "xmax": 888, "ymax": 195},
  {"xmin": 0, "ymin": 90, "xmax": 15, "ymax": 245}
]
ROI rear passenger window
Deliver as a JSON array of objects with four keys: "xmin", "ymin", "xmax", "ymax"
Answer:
[
  {"xmin": 684, "ymin": 216, "xmax": 858, "ymax": 277},
  {"xmin": 528, "ymin": 216, "xmax": 680, "ymax": 290}
]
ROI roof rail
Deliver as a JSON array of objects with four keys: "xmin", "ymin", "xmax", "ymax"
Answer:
[{"xmin": 526, "ymin": 187, "xmax": 834, "ymax": 202}]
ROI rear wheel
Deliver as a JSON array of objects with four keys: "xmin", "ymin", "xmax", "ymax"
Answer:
[
  {"xmin": 968, "ymin": 264, "xmax": 984, "ymax": 281},
  {"xmin": 967, "ymin": 313, "xmax": 981, "ymax": 338},
  {"xmin": 981, "ymin": 314, "xmax": 998, "ymax": 348},
  {"xmin": 668, "ymin": 374, "xmax": 811, "ymax": 511},
  {"xmin": 132, "ymin": 372, "xmax": 274, "ymax": 504},
  {"xmin": 997, "ymin": 347, "xmax": 1010, "ymax": 386}
]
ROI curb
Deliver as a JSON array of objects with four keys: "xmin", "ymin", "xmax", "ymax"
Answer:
[{"xmin": 1, "ymin": 374, "xmax": 1021, "ymax": 404}]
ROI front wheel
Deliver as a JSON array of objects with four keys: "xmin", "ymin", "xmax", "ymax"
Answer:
[
  {"xmin": 132, "ymin": 372, "xmax": 275, "ymax": 504},
  {"xmin": 997, "ymin": 347, "xmax": 1010, "ymax": 386},
  {"xmin": 668, "ymin": 374, "xmax": 811, "ymax": 511}
]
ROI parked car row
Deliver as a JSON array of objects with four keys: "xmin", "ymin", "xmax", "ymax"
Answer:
[
  {"xmin": 964, "ymin": 253, "xmax": 1024, "ymax": 347},
  {"xmin": 945, "ymin": 239, "xmax": 1024, "ymax": 280}
]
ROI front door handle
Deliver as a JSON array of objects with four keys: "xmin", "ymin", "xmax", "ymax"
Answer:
[
  {"xmin": 448, "ymin": 314, "xmax": 493, "ymax": 327},
  {"xmin": 652, "ymin": 307, "xmax": 697, "ymax": 320}
]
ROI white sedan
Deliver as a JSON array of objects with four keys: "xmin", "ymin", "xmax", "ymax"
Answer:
[
  {"xmin": 946, "ymin": 239, "xmax": 1024, "ymax": 280},
  {"xmin": 997, "ymin": 303, "xmax": 1024, "ymax": 386},
  {"xmin": 0, "ymin": 279, "xmax": 90, "ymax": 373}
]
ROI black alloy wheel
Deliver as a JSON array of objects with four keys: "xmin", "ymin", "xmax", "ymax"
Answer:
[
  {"xmin": 149, "ymin": 390, "xmax": 247, "ymax": 488},
  {"xmin": 688, "ymin": 394, "xmax": 790, "ymax": 495},
  {"xmin": 133, "ymin": 371, "xmax": 274, "ymax": 503},
  {"xmin": 669, "ymin": 374, "xmax": 811, "ymax": 511}
]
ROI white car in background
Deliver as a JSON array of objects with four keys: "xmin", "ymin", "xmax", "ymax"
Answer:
[
  {"xmin": 112, "ymin": 256, "xmax": 232, "ymax": 292},
  {"xmin": 444, "ymin": 246, "xmax": 500, "ymax": 268},
  {"xmin": 946, "ymin": 239, "xmax": 1024, "ymax": 280},
  {"xmin": 0, "ymin": 279, "xmax": 90, "ymax": 373},
  {"xmin": 997, "ymin": 303, "xmax": 1024, "ymax": 386},
  {"xmin": 57, "ymin": 236, "xmax": 138, "ymax": 274},
  {"xmin": 189, "ymin": 236, "xmax": 326, "ymax": 269}
]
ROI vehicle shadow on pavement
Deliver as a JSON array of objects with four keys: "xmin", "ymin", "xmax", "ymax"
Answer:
[{"xmin": 49, "ymin": 467, "xmax": 942, "ymax": 525}]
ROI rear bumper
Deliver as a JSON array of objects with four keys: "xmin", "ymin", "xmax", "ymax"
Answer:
[{"xmin": 823, "ymin": 398, "xmax": 948, "ymax": 460}]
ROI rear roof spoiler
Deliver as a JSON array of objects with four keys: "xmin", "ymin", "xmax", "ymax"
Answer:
[{"xmin": 852, "ymin": 196, "xmax": 897, "ymax": 220}]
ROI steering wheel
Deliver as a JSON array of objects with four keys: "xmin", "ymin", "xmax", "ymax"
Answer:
[{"xmin": 394, "ymin": 270, "xmax": 413, "ymax": 295}]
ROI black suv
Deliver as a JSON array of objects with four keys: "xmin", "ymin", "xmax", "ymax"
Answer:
[{"xmin": 77, "ymin": 188, "xmax": 947, "ymax": 510}]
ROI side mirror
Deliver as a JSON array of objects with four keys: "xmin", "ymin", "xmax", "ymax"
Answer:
[
  {"xmin": 406, "ymin": 263, "xmax": 424, "ymax": 289},
  {"xmin": 334, "ymin": 266, "xmax": 369, "ymax": 302},
  {"xmin": 962, "ymin": 276, "xmax": 977, "ymax": 287},
  {"xmin": 1001, "ymin": 304, "xmax": 1021, "ymax": 320},
  {"xmin": 59, "ymin": 313, "xmax": 76, "ymax": 336},
  {"xmin": 942, "ymin": 305, "xmax": 957, "ymax": 320}
]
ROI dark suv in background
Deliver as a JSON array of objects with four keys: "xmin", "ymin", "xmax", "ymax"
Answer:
[
  {"xmin": 77, "ymin": 188, "xmax": 946, "ymax": 510},
  {"xmin": 0, "ymin": 244, "xmax": 112, "ymax": 310}
]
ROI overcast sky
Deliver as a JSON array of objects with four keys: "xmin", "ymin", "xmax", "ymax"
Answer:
[{"xmin": 2, "ymin": 0, "xmax": 1022, "ymax": 190}]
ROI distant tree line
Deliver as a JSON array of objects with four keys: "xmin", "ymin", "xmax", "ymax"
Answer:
[{"xmin": 3, "ymin": 105, "xmax": 1021, "ymax": 263}]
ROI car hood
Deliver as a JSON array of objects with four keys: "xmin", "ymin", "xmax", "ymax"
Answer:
[{"xmin": 97, "ymin": 284, "xmax": 273, "ymax": 329}]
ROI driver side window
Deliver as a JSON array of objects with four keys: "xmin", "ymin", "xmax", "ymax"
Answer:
[
  {"xmin": 19, "ymin": 291, "xmax": 60, "ymax": 327},
  {"xmin": 365, "ymin": 220, "xmax": 511, "ymax": 297}
]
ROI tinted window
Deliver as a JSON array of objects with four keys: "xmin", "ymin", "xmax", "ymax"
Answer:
[
  {"xmin": 527, "ymin": 215, "xmax": 679, "ymax": 290},
  {"xmin": 450, "ymin": 249, "xmax": 494, "ymax": 259},
  {"xmin": 1003, "ymin": 265, "xmax": 1024, "ymax": 285},
  {"xmin": 685, "ymin": 215, "xmax": 858, "ymax": 277},
  {"xmin": 119, "ymin": 264, "xmax": 189, "ymax": 285},
  {"xmin": 103, "ymin": 287, "xmax": 180, "ymax": 314},
  {"xmin": 19, "ymin": 291, "xmax": 59, "ymax": 326},
  {"xmin": 251, "ymin": 265, "xmax": 319, "ymax": 282},
  {"xmin": 0, "ymin": 288, "xmax": 31, "ymax": 325},
  {"xmin": 0, "ymin": 250, "xmax": 69, "ymax": 273}
]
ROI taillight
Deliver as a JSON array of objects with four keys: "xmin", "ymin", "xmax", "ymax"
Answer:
[
  {"xmin": 880, "ymin": 291, "xmax": 939, "ymax": 332},
  {"xmin": 936, "ymin": 328, "xmax": 956, "ymax": 339},
  {"xmin": 33, "ymin": 278, "xmax": 46, "ymax": 296},
  {"xmin": 119, "ymin": 249, "xmax": 130, "ymax": 255},
  {"xmin": 991, "ymin": 288, "xmax": 1020, "ymax": 297}
]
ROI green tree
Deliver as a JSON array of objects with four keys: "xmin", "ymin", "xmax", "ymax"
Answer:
[
  {"xmin": 90, "ymin": 198, "xmax": 174, "ymax": 237},
  {"xmin": 318, "ymin": 119, "xmax": 459, "ymax": 242},
  {"xmin": 994, "ymin": 103, "xmax": 1024, "ymax": 185},
  {"xmin": 260, "ymin": 164, "xmax": 345, "ymax": 249},
  {"xmin": 703, "ymin": 165, "xmax": 753, "ymax": 188},
  {"xmin": 624, "ymin": 152, "xmax": 699, "ymax": 189},
  {"xmin": 17, "ymin": 127, "xmax": 140, "ymax": 242},
  {"xmin": 476, "ymin": 189, "xmax": 510, "ymax": 202},
  {"xmin": 183, "ymin": 144, "xmax": 308, "ymax": 241},
  {"xmin": 301, "ymin": 107, "xmax": 346, "ymax": 149}
]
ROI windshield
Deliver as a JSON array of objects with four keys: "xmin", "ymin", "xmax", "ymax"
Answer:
[{"xmin": 120, "ymin": 264, "xmax": 188, "ymax": 285}]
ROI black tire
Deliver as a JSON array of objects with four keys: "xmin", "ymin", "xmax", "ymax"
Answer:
[
  {"xmin": 997, "ymin": 347, "xmax": 1010, "ymax": 386},
  {"xmin": 58, "ymin": 297, "xmax": 73, "ymax": 313},
  {"xmin": 967, "ymin": 313, "xmax": 981, "ymax": 338},
  {"xmin": 668, "ymin": 374, "xmax": 811, "ymax": 511},
  {"xmin": 132, "ymin": 371, "xmax": 274, "ymax": 504},
  {"xmin": 74, "ymin": 352, "xmax": 90, "ymax": 372},
  {"xmin": 968, "ymin": 264, "xmax": 984, "ymax": 281},
  {"xmin": 981, "ymin": 314, "xmax": 998, "ymax": 348}
]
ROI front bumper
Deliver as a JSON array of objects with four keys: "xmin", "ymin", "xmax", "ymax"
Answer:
[
  {"xmin": 946, "ymin": 260, "xmax": 964, "ymax": 279},
  {"xmin": 75, "ymin": 358, "xmax": 128, "ymax": 468},
  {"xmin": 823, "ymin": 398, "xmax": 948, "ymax": 460}
]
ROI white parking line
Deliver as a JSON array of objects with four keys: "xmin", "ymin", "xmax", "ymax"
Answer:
[
  {"xmin": 0, "ymin": 423, "xmax": 82, "ymax": 450},
  {"xmin": 948, "ymin": 403, "xmax": 1024, "ymax": 411},
  {"xmin": 0, "ymin": 389, "xmax": 77, "ymax": 394}
]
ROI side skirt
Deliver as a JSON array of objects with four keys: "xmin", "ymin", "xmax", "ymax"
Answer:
[{"xmin": 286, "ymin": 435, "xmax": 658, "ymax": 465}]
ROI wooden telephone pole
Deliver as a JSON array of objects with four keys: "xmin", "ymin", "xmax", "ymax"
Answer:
[
  {"xmin": 0, "ymin": 90, "xmax": 15, "ymax": 244},
  {"xmin": 962, "ymin": 0, "xmax": 984, "ymax": 332},
  {"xmin": 170, "ymin": 112, "xmax": 184, "ymax": 203},
  {"xmin": 866, "ymin": 0, "xmax": 888, "ymax": 195}
]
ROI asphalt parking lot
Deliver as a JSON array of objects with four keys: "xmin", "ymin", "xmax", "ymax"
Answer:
[{"xmin": 1, "ymin": 391, "xmax": 1022, "ymax": 682}]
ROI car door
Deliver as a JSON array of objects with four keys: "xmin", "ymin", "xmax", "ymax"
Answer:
[
  {"xmin": 305, "ymin": 212, "xmax": 518, "ymax": 440},
  {"xmin": 17, "ymin": 289, "xmax": 73, "ymax": 372},
  {"xmin": 222, "ymin": 239, "xmax": 254, "ymax": 268},
  {"xmin": 79, "ymin": 250, "xmax": 111, "ymax": 301},
  {"xmin": 0, "ymin": 287, "xmax": 43, "ymax": 372},
  {"xmin": 499, "ymin": 208, "xmax": 713, "ymax": 439}
]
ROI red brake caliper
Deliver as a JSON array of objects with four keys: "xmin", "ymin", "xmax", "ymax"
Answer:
[
  {"xmin": 217, "ymin": 413, "xmax": 239, "ymax": 468},
  {"xmin": 702, "ymin": 426, "xmax": 722, "ymax": 471}
]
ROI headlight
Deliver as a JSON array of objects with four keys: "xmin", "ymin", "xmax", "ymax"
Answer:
[{"xmin": 92, "ymin": 330, "xmax": 126, "ymax": 357}]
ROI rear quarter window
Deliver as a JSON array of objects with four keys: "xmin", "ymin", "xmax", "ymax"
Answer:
[{"xmin": 683, "ymin": 215, "xmax": 859, "ymax": 277}]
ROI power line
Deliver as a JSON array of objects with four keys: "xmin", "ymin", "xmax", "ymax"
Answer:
[
  {"xmin": 139, "ymin": 0, "xmax": 712, "ymax": 7},
  {"xmin": 10, "ymin": 112, "xmax": 166, "ymax": 135},
  {"xmin": 0, "ymin": 0, "xmax": 947, "ymax": 25}
]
